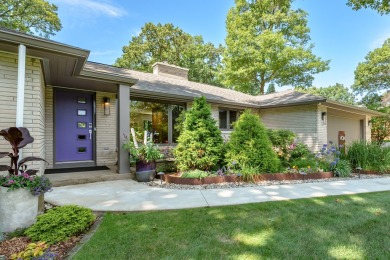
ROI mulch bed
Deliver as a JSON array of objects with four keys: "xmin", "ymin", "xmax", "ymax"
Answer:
[{"xmin": 0, "ymin": 234, "xmax": 83, "ymax": 259}]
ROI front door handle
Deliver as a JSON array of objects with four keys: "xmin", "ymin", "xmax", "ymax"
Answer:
[{"xmin": 89, "ymin": 130, "xmax": 92, "ymax": 140}]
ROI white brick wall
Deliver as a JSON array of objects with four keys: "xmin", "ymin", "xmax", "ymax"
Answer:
[
  {"xmin": 96, "ymin": 92, "xmax": 117, "ymax": 166},
  {"xmin": 0, "ymin": 52, "xmax": 46, "ymax": 175},
  {"xmin": 260, "ymin": 104, "xmax": 326, "ymax": 151},
  {"xmin": 44, "ymin": 86, "xmax": 53, "ymax": 168}
]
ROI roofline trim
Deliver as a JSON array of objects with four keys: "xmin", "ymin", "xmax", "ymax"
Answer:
[{"xmin": 324, "ymin": 100, "xmax": 386, "ymax": 117}]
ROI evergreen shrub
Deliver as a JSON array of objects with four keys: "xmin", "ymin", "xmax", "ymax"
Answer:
[
  {"xmin": 225, "ymin": 110, "xmax": 281, "ymax": 173},
  {"xmin": 25, "ymin": 205, "xmax": 96, "ymax": 245},
  {"xmin": 174, "ymin": 96, "xmax": 224, "ymax": 171}
]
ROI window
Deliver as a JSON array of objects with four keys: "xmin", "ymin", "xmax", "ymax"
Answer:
[
  {"xmin": 130, "ymin": 100, "xmax": 185, "ymax": 145},
  {"xmin": 219, "ymin": 109, "xmax": 240, "ymax": 130}
]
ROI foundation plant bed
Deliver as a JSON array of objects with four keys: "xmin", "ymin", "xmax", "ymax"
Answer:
[{"xmin": 164, "ymin": 172, "xmax": 334, "ymax": 185}]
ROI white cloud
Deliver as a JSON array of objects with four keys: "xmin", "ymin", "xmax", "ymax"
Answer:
[{"xmin": 53, "ymin": 0, "xmax": 127, "ymax": 17}]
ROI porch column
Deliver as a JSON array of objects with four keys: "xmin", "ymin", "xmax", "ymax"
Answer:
[
  {"xmin": 117, "ymin": 84, "xmax": 130, "ymax": 173},
  {"xmin": 16, "ymin": 44, "xmax": 26, "ymax": 127}
]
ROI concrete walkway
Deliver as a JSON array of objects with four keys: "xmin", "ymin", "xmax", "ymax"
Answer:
[{"xmin": 45, "ymin": 177, "xmax": 390, "ymax": 212}]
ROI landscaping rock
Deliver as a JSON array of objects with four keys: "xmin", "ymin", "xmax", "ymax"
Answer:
[{"xmin": 146, "ymin": 174, "xmax": 390, "ymax": 190}]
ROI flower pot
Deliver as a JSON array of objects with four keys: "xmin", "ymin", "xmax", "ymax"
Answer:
[
  {"xmin": 135, "ymin": 161, "xmax": 156, "ymax": 182},
  {"xmin": 0, "ymin": 186, "xmax": 38, "ymax": 232}
]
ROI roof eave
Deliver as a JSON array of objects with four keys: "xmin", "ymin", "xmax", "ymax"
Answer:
[
  {"xmin": 257, "ymin": 99, "xmax": 325, "ymax": 109},
  {"xmin": 324, "ymin": 100, "xmax": 387, "ymax": 117}
]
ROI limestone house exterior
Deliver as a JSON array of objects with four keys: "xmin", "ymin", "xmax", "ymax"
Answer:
[{"xmin": 0, "ymin": 28, "xmax": 384, "ymax": 175}]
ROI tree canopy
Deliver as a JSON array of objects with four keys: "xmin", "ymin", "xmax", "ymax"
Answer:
[
  {"xmin": 222, "ymin": 0, "xmax": 329, "ymax": 95},
  {"xmin": 0, "ymin": 0, "xmax": 62, "ymax": 38},
  {"xmin": 115, "ymin": 22, "xmax": 224, "ymax": 86},
  {"xmin": 298, "ymin": 83, "xmax": 356, "ymax": 105},
  {"xmin": 347, "ymin": 0, "xmax": 390, "ymax": 15},
  {"xmin": 352, "ymin": 39, "xmax": 390, "ymax": 100}
]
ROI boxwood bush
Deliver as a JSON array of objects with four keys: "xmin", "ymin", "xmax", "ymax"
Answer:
[{"xmin": 25, "ymin": 205, "xmax": 96, "ymax": 245}]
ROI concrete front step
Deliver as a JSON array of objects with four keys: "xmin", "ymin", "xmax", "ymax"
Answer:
[{"xmin": 47, "ymin": 171, "xmax": 133, "ymax": 187}]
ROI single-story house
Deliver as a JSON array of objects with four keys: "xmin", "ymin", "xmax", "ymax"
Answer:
[{"xmin": 0, "ymin": 28, "xmax": 384, "ymax": 175}]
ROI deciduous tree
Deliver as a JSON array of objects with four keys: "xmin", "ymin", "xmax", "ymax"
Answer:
[
  {"xmin": 0, "ymin": 0, "xmax": 61, "ymax": 38},
  {"xmin": 115, "ymin": 22, "xmax": 223, "ymax": 86},
  {"xmin": 347, "ymin": 0, "xmax": 390, "ymax": 15},
  {"xmin": 223, "ymin": 0, "xmax": 329, "ymax": 95},
  {"xmin": 352, "ymin": 39, "xmax": 390, "ymax": 99},
  {"xmin": 297, "ymin": 83, "xmax": 356, "ymax": 105}
]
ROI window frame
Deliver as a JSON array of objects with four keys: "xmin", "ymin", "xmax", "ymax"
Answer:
[
  {"xmin": 130, "ymin": 98, "xmax": 186, "ymax": 146},
  {"xmin": 219, "ymin": 108, "xmax": 242, "ymax": 130}
]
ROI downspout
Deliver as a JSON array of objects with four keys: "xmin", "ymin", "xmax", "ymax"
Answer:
[{"xmin": 16, "ymin": 44, "xmax": 26, "ymax": 160}]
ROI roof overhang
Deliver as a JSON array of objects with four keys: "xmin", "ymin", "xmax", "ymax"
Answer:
[
  {"xmin": 0, "ymin": 28, "xmax": 138, "ymax": 92},
  {"xmin": 323, "ymin": 100, "xmax": 387, "ymax": 117}
]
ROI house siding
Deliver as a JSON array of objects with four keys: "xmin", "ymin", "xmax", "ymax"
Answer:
[
  {"xmin": 0, "ymin": 52, "xmax": 46, "ymax": 174},
  {"xmin": 96, "ymin": 92, "xmax": 117, "ymax": 166},
  {"xmin": 44, "ymin": 86, "xmax": 54, "ymax": 168},
  {"xmin": 260, "ymin": 104, "xmax": 326, "ymax": 151},
  {"xmin": 327, "ymin": 115, "xmax": 363, "ymax": 146}
]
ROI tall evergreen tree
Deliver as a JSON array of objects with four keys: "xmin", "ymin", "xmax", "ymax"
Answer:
[{"xmin": 174, "ymin": 96, "xmax": 224, "ymax": 171}]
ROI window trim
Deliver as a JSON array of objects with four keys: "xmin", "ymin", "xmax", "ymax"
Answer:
[
  {"xmin": 130, "ymin": 98, "xmax": 186, "ymax": 145},
  {"xmin": 219, "ymin": 108, "xmax": 241, "ymax": 130}
]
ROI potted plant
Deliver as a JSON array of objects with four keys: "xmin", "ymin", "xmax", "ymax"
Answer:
[
  {"xmin": 122, "ymin": 139, "xmax": 163, "ymax": 182},
  {"xmin": 0, "ymin": 127, "xmax": 50, "ymax": 232}
]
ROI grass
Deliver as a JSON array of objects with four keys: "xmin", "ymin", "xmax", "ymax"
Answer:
[{"xmin": 74, "ymin": 191, "xmax": 390, "ymax": 259}]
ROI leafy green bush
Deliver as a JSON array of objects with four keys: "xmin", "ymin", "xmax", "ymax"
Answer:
[
  {"xmin": 240, "ymin": 165, "xmax": 260, "ymax": 182},
  {"xmin": 181, "ymin": 169, "xmax": 209, "ymax": 178},
  {"xmin": 25, "ymin": 205, "xmax": 96, "ymax": 245},
  {"xmin": 267, "ymin": 129, "xmax": 296, "ymax": 166},
  {"xmin": 333, "ymin": 159, "xmax": 352, "ymax": 177},
  {"xmin": 346, "ymin": 141, "xmax": 390, "ymax": 173},
  {"xmin": 225, "ymin": 110, "xmax": 281, "ymax": 173},
  {"xmin": 174, "ymin": 96, "xmax": 224, "ymax": 171}
]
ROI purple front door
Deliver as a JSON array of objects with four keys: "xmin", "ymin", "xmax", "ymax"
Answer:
[{"xmin": 55, "ymin": 90, "xmax": 94, "ymax": 162}]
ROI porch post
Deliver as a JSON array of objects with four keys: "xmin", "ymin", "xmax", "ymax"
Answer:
[
  {"xmin": 16, "ymin": 44, "xmax": 26, "ymax": 127},
  {"xmin": 117, "ymin": 84, "xmax": 130, "ymax": 173}
]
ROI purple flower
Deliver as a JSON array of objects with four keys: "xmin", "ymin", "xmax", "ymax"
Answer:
[{"xmin": 8, "ymin": 180, "xmax": 15, "ymax": 185}]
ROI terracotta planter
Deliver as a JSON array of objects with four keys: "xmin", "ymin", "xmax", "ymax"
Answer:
[{"xmin": 0, "ymin": 186, "xmax": 38, "ymax": 232}]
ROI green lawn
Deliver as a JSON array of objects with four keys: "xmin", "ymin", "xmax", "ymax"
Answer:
[{"xmin": 74, "ymin": 191, "xmax": 390, "ymax": 259}]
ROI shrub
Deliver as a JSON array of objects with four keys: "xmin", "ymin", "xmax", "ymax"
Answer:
[
  {"xmin": 174, "ymin": 96, "xmax": 224, "ymax": 171},
  {"xmin": 225, "ymin": 110, "xmax": 281, "ymax": 173},
  {"xmin": 267, "ymin": 129, "xmax": 296, "ymax": 166},
  {"xmin": 346, "ymin": 141, "xmax": 390, "ymax": 173},
  {"xmin": 240, "ymin": 165, "xmax": 260, "ymax": 182},
  {"xmin": 315, "ymin": 142, "xmax": 341, "ymax": 172},
  {"xmin": 25, "ymin": 205, "xmax": 96, "ymax": 245},
  {"xmin": 333, "ymin": 159, "xmax": 352, "ymax": 177},
  {"xmin": 181, "ymin": 169, "xmax": 209, "ymax": 178},
  {"xmin": 10, "ymin": 241, "xmax": 56, "ymax": 260}
]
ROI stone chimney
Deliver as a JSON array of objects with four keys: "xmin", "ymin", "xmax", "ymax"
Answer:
[{"xmin": 152, "ymin": 61, "xmax": 189, "ymax": 81}]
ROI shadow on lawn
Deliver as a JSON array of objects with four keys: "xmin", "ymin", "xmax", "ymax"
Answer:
[
  {"xmin": 74, "ymin": 192, "xmax": 390, "ymax": 259},
  {"xmin": 203, "ymin": 193, "xmax": 389, "ymax": 259}
]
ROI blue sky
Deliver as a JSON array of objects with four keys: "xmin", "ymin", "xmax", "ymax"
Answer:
[{"xmin": 49, "ymin": 0, "xmax": 390, "ymax": 89}]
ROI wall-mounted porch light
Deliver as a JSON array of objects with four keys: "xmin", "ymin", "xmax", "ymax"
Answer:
[
  {"xmin": 321, "ymin": 112, "xmax": 327, "ymax": 125},
  {"xmin": 103, "ymin": 97, "xmax": 110, "ymax": 115},
  {"xmin": 368, "ymin": 119, "xmax": 372, "ymax": 127}
]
